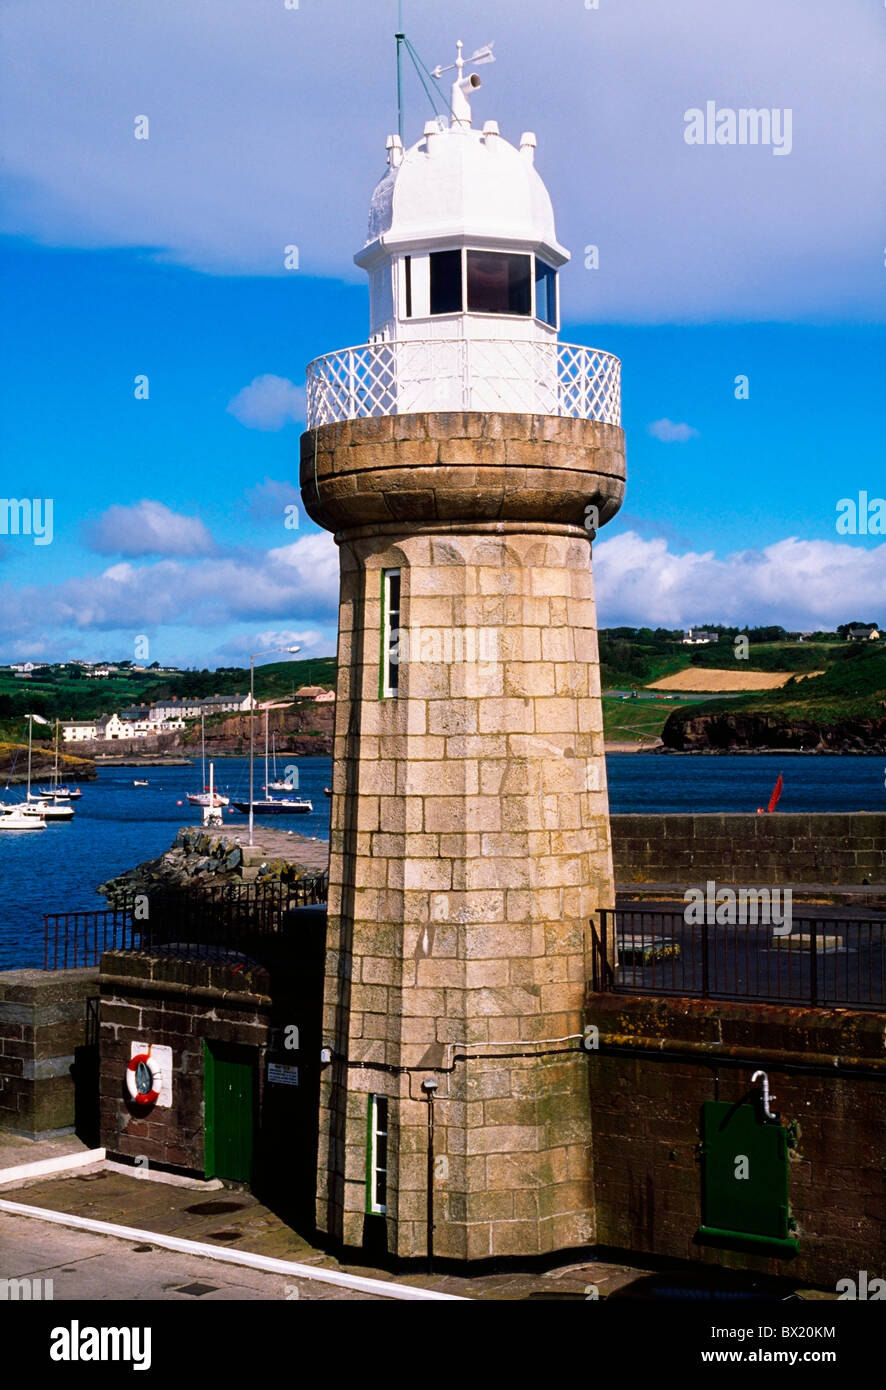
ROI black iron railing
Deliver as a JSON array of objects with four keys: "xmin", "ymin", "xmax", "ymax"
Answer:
[
  {"xmin": 590, "ymin": 905, "xmax": 886, "ymax": 1011},
  {"xmin": 43, "ymin": 873, "xmax": 329, "ymax": 969},
  {"xmin": 43, "ymin": 905, "xmax": 136, "ymax": 970}
]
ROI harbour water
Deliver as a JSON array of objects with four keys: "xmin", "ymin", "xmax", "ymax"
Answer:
[{"xmin": 0, "ymin": 753, "xmax": 883, "ymax": 969}]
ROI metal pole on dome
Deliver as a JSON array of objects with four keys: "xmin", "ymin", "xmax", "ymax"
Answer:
[{"xmin": 396, "ymin": 1, "xmax": 404, "ymax": 143}]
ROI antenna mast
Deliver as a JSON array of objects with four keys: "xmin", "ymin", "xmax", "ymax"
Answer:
[{"xmin": 396, "ymin": 1, "xmax": 404, "ymax": 142}]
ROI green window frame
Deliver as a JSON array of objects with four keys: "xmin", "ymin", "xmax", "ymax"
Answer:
[
  {"xmin": 366, "ymin": 1093, "xmax": 389, "ymax": 1214},
  {"xmin": 380, "ymin": 568, "xmax": 401, "ymax": 698}
]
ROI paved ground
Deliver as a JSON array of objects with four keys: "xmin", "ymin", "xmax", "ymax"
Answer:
[
  {"xmin": 0, "ymin": 1131, "xmax": 89, "ymax": 1170},
  {"xmin": 0, "ymin": 1162, "xmax": 644, "ymax": 1301},
  {"xmin": 0, "ymin": 1209, "xmax": 382, "ymax": 1301}
]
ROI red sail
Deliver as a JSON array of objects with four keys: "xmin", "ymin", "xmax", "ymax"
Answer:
[{"xmin": 767, "ymin": 774, "xmax": 784, "ymax": 814}]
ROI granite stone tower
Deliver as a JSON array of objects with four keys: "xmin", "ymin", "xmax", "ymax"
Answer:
[{"xmin": 301, "ymin": 47, "xmax": 626, "ymax": 1260}]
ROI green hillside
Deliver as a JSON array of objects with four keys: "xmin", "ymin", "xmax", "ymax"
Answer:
[
  {"xmin": 683, "ymin": 643, "xmax": 886, "ymax": 725},
  {"xmin": 0, "ymin": 656, "xmax": 336, "ymax": 744}
]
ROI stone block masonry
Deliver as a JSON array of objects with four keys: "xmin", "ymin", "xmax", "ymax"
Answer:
[
  {"xmin": 0, "ymin": 969, "xmax": 98, "ymax": 1137},
  {"xmin": 611, "ymin": 813, "xmax": 886, "ymax": 888},
  {"xmin": 304, "ymin": 411, "xmax": 626, "ymax": 1260}
]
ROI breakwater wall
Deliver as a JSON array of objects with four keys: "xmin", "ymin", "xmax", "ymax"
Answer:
[{"xmin": 611, "ymin": 813, "xmax": 886, "ymax": 887}]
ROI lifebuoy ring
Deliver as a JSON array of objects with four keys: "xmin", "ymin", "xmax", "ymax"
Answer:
[{"xmin": 126, "ymin": 1050, "xmax": 162, "ymax": 1107}]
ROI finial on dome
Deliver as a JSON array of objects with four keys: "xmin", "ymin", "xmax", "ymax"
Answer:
[{"xmin": 520, "ymin": 132, "xmax": 537, "ymax": 164}]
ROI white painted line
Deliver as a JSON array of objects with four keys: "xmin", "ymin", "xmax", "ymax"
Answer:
[
  {"xmin": 0, "ymin": 1199, "xmax": 467, "ymax": 1301},
  {"xmin": 0, "ymin": 1147, "xmax": 106, "ymax": 1186}
]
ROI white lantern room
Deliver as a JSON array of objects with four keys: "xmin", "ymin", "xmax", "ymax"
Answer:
[
  {"xmin": 357, "ymin": 60, "xmax": 568, "ymax": 347},
  {"xmin": 305, "ymin": 44, "xmax": 621, "ymax": 425}
]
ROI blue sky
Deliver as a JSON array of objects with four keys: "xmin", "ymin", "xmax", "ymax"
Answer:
[{"xmin": 1, "ymin": 0, "xmax": 884, "ymax": 667}]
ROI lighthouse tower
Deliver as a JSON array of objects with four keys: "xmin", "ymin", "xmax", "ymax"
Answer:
[{"xmin": 301, "ymin": 48, "xmax": 626, "ymax": 1261}]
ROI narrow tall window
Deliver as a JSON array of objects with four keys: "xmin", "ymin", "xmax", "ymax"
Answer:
[
  {"xmin": 366, "ymin": 1094, "xmax": 388, "ymax": 1214},
  {"xmin": 429, "ymin": 249, "xmax": 463, "ymax": 315},
  {"xmin": 381, "ymin": 568, "xmax": 401, "ymax": 698},
  {"xmin": 404, "ymin": 255, "xmax": 412, "ymax": 317},
  {"xmin": 534, "ymin": 258, "xmax": 558, "ymax": 327}
]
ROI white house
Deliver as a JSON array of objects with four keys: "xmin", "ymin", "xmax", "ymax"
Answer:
[
  {"xmin": 61, "ymin": 719, "xmax": 99, "ymax": 743},
  {"xmin": 682, "ymin": 629, "xmax": 718, "ymax": 645},
  {"xmin": 148, "ymin": 693, "xmax": 254, "ymax": 723}
]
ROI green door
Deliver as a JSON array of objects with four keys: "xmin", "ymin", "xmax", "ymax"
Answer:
[
  {"xmin": 698, "ymin": 1100, "xmax": 798, "ymax": 1254},
  {"xmin": 204, "ymin": 1042, "xmax": 255, "ymax": 1183}
]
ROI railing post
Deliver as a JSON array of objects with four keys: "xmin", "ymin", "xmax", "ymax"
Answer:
[
  {"xmin": 809, "ymin": 917, "xmax": 819, "ymax": 1006},
  {"xmin": 348, "ymin": 348, "xmax": 356, "ymax": 418},
  {"xmin": 701, "ymin": 914, "xmax": 710, "ymax": 999}
]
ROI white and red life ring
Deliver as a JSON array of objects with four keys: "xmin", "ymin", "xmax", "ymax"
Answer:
[{"xmin": 126, "ymin": 1050, "xmax": 163, "ymax": 1106}]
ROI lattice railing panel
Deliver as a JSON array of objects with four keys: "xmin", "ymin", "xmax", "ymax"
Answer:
[{"xmin": 306, "ymin": 339, "xmax": 621, "ymax": 428}]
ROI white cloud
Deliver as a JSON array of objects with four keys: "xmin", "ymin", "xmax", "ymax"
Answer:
[
  {"xmin": 1, "ymin": 0, "xmax": 882, "ymax": 323},
  {"xmin": 216, "ymin": 628, "xmax": 329, "ymax": 661},
  {"xmin": 84, "ymin": 500, "xmax": 217, "ymax": 557},
  {"xmin": 595, "ymin": 532, "xmax": 886, "ymax": 630},
  {"xmin": 0, "ymin": 532, "xmax": 339, "ymax": 639},
  {"xmin": 227, "ymin": 376, "xmax": 305, "ymax": 431},
  {"xmin": 647, "ymin": 419, "xmax": 699, "ymax": 443}
]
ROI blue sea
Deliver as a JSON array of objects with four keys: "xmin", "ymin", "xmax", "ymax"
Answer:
[{"xmin": 1, "ymin": 753, "xmax": 883, "ymax": 969}]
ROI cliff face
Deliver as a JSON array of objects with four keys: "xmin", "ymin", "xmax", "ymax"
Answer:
[
  {"xmin": 197, "ymin": 703, "xmax": 334, "ymax": 757},
  {"xmin": 661, "ymin": 710, "xmax": 886, "ymax": 752},
  {"xmin": 0, "ymin": 744, "xmax": 97, "ymax": 783}
]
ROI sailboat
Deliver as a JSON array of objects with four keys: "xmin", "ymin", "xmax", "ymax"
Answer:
[
  {"xmin": 265, "ymin": 730, "xmax": 295, "ymax": 791},
  {"xmin": 186, "ymin": 712, "xmax": 230, "ymax": 807},
  {"xmin": 0, "ymin": 715, "xmax": 48, "ymax": 825},
  {"xmin": 232, "ymin": 707, "xmax": 312, "ymax": 815},
  {"xmin": 23, "ymin": 718, "xmax": 74, "ymax": 822}
]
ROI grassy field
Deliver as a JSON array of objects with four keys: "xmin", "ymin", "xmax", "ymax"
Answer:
[
  {"xmin": 602, "ymin": 695, "xmax": 693, "ymax": 744},
  {"xmin": 666, "ymin": 644, "xmax": 886, "ymax": 728}
]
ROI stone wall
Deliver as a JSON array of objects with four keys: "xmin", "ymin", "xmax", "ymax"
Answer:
[
  {"xmin": 611, "ymin": 812, "xmax": 886, "ymax": 887},
  {"xmin": 586, "ymin": 992, "xmax": 885, "ymax": 1287},
  {"xmin": 0, "ymin": 969, "xmax": 98, "ymax": 1138}
]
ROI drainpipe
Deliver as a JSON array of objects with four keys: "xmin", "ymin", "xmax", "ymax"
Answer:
[{"xmin": 421, "ymin": 1078, "xmax": 438, "ymax": 1268}]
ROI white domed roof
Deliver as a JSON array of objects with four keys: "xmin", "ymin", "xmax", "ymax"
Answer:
[{"xmin": 356, "ymin": 121, "xmax": 569, "ymax": 269}]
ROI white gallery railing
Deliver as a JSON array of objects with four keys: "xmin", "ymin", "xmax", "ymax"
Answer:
[{"xmin": 305, "ymin": 338, "xmax": 622, "ymax": 428}]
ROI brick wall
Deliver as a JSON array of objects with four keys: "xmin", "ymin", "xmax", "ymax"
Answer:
[
  {"xmin": 98, "ymin": 954, "xmax": 272, "ymax": 1171},
  {"xmin": 586, "ymin": 992, "xmax": 885, "ymax": 1287},
  {"xmin": 611, "ymin": 813, "xmax": 886, "ymax": 886}
]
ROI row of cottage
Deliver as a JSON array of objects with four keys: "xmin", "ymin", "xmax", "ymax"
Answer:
[{"xmin": 61, "ymin": 688, "xmax": 334, "ymax": 742}]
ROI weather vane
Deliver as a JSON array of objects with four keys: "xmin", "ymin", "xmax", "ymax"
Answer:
[{"xmin": 431, "ymin": 39, "xmax": 495, "ymax": 82}]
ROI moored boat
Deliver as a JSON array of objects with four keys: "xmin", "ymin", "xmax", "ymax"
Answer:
[
  {"xmin": 22, "ymin": 799, "xmax": 75, "ymax": 822},
  {"xmin": 0, "ymin": 809, "xmax": 46, "ymax": 831},
  {"xmin": 231, "ymin": 796, "xmax": 313, "ymax": 815}
]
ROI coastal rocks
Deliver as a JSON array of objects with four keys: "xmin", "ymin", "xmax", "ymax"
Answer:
[
  {"xmin": 661, "ymin": 710, "xmax": 886, "ymax": 753},
  {"xmin": 97, "ymin": 827, "xmax": 325, "ymax": 905}
]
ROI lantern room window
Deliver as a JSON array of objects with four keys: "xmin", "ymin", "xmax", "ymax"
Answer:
[
  {"xmin": 534, "ymin": 258, "xmax": 558, "ymax": 328},
  {"xmin": 467, "ymin": 250, "xmax": 531, "ymax": 316},
  {"xmin": 429, "ymin": 249, "xmax": 463, "ymax": 315}
]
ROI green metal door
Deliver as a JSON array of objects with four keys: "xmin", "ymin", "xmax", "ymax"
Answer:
[
  {"xmin": 204, "ymin": 1042, "xmax": 255, "ymax": 1183},
  {"xmin": 698, "ymin": 1100, "xmax": 798, "ymax": 1254}
]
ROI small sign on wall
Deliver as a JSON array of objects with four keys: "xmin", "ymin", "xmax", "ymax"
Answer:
[
  {"xmin": 130, "ymin": 1041, "xmax": 173, "ymax": 1108},
  {"xmin": 267, "ymin": 1063, "xmax": 299, "ymax": 1087}
]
